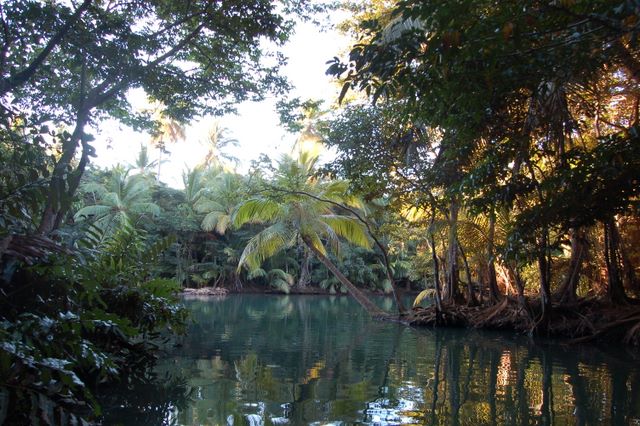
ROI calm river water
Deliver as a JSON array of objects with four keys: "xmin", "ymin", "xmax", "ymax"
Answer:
[{"xmin": 103, "ymin": 294, "xmax": 640, "ymax": 425}]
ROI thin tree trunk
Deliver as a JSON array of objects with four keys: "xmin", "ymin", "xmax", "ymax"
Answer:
[
  {"xmin": 537, "ymin": 229, "xmax": 553, "ymax": 331},
  {"xmin": 157, "ymin": 146, "xmax": 163, "ymax": 183},
  {"xmin": 303, "ymin": 238, "xmax": 387, "ymax": 318},
  {"xmin": 429, "ymin": 213, "xmax": 443, "ymax": 312},
  {"xmin": 510, "ymin": 265, "xmax": 527, "ymax": 308},
  {"xmin": 618, "ymin": 225, "xmax": 639, "ymax": 293},
  {"xmin": 557, "ymin": 228, "xmax": 587, "ymax": 304},
  {"xmin": 444, "ymin": 199, "xmax": 460, "ymax": 303},
  {"xmin": 604, "ymin": 218, "xmax": 628, "ymax": 304},
  {"xmin": 297, "ymin": 246, "xmax": 311, "ymax": 288},
  {"xmin": 457, "ymin": 240, "xmax": 476, "ymax": 306},
  {"xmin": 38, "ymin": 107, "xmax": 90, "ymax": 234},
  {"xmin": 487, "ymin": 210, "xmax": 501, "ymax": 303}
]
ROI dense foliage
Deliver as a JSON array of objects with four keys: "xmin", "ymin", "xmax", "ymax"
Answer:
[
  {"xmin": 2, "ymin": 0, "xmax": 640, "ymax": 422},
  {"xmin": 325, "ymin": 0, "xmax": 640, "ymax": 329},
  {"xmin": 0, "ymin": 0, "xmax": 323, "ymax": 422}
]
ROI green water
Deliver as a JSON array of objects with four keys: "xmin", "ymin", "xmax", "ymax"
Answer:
[{"xmin": 105, "ymin": 294, "xmax": 640, "ymax": 425}]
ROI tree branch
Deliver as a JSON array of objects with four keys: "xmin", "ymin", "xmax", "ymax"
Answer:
[{"xmin": 0, "ymin": 0, "xmax": 92, "ymax": 96}]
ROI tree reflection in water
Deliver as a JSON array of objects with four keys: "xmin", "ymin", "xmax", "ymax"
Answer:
[{"xmin": 110, "ymin": 295, "xmax": 640, "ymax": 425}]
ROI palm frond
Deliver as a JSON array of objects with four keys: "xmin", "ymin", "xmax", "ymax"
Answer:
[
  {"xmin": 195, "ymin": 199, "xmax": 226, "ymax": 214},
  {"xmin": 237, "ymin": 223, "xmax": 296, "ymax": 271},
  {"xmin": 201, "ymin": 211, "xmax": 224, "ymax": 232},
  {"xmin": 102, "ymin": 192, "xmax": 123, "ymax": 209},
  {"xmin": 269, "ymin": 268, "xmax": 295, "ymax": 286},
  {"xmin": 303, "ymin": 231, "xmax": 327, "ymax": 257},
  {"xmin": 215, "ymin": 214, "xmax": 231, "ymax": 235},
  {"xmin": 270, "ymin": 278, "xmax": 291, "ymax": 294},
  {"xmin": 308, "ymin": 220, "xmax": 340, "ymax": 255},
  {"xmin": 321, "ymin": 180, "xmax": 366, "ymax": 210},
  {"xmin": 129, "ymin": 202, "xmax": 161, "ymax": 217},
  {"xmin": 80, "ymin": 182, "xmax": 108, "ymax": 197},
  {"xmin": 319, "ymin": 215, "xmax": 372, "ymax": 249},
  {"xmin": 233, "ymin": 198, "xmax": 284, "ymax": 228},
  {"xmin": 413, "ymin": 289, "xmax": 437, "ymax": 307},
  {"xmin": 74, "ymin": 205, "xmax": 112, "ymax": 221},
  {"xmin": 247, "ymin": 268, "xmax": 267, "ymax": 280}
]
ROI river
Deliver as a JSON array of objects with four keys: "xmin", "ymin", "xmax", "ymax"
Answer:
[{"xmin": 102, "ymin": 294, "xmax": 640, "ymax": 425}]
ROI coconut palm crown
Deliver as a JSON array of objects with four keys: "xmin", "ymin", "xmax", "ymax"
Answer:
[
  {"xmin": 233, "ymin": 152, "xmax": 386, "ymax": 317},
  {"xmin": 74, "ymin": 165, "xmax": 161, "ymax": 232}
]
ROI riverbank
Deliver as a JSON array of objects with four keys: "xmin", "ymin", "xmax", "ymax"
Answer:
[
  {"xmin": 182, "ymin": 287, "xmax": 640, "ymax": 346},
  {"xmin": 181, "ymin": 285, "xmax": 413, "ymax": 297},
  {"xmin": 403, "ymin": 297, "xmax": 640, "ymax": 346}
]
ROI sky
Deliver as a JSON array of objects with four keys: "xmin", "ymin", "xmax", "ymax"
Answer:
[{"xmin": 92, "ymin": 18, "xmax": 350, "ymax": 188}]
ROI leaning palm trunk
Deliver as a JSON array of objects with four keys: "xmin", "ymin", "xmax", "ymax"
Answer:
[{"xmin": 303, "ymin": 237, "xmax": 387, "ymax": 318}]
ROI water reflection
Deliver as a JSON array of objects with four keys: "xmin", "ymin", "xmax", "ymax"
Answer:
[
  {"xmin": 98, "ymin": 371, "xmax": 192, "ymax": 425},
  {"xmin": 128, "ymin": 295, "xmax": 640, "ymax": 425}
]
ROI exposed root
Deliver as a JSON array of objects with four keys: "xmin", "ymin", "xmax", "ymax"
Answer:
[
  {"xmin": 182, "ymin": 287, "xmax": 229, "ymax": 297},
  {"xmin": 406, "ymin": 297, "xmax": 640, "ymax": 345}
]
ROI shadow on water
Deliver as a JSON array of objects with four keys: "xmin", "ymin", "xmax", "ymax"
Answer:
[{"xmin": 102, "ymin": 294, "xmax": 640, "ymax": 425}]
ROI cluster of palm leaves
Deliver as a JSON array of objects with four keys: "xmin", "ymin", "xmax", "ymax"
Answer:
[
  {"xmin": 74, "ymin": 165, "xmax": 160, "ymax": 233},
  {"xmin": 71, "ymin": 142, "xmax": 417, "ymax": 311}
]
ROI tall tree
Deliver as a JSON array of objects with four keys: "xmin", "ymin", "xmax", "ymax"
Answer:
[
  {"xmin": 0, "ymin": 0, "xmax": 317, "ymax": 233},
  {"xmin": 328, "ymin": 0, "xmax": 640, "ymax": 315},
  {"xmin": 201, "ymin": 121, "xmax": 240, "ymax": 171},
  {"xmin": 149, "ymin": 107, "xmax": 186, "ymax": 182},
  {"xmin": 233, "ymin": 153, "xmax": 388, "ymax": 317}
]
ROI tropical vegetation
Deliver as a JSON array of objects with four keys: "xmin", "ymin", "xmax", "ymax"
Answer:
[{"xmin": 1, "ymin": 0, "xmax": 640, "ymax": 422}]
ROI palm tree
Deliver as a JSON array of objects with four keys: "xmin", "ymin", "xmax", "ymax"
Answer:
[
  {"xmin": 291, "ymin": 100, "xmax": 326, "ymax": 159},
  {"xmin": 233, "ymin": 153, "xmax": 387, "ymax": 317},
  {"xmin": 74, "ymin": 165, "xmax": 160, "ymax": 232},
  {"xmin": 201, "ymin": 121, "xmax": 239, "ymax": 171},
  {"xmin": 196, "ymin": 172, "xmax": 246, "ymax": 235},
  {"xmin": 182, "ymin": 165, "xmax": 208, "ymax": 208},
  {"xmin": 247, "ymin": 267, "xmax": 295, "ymax": 293},
  {"xmin": 130, "ymin": 144, "xmax": 159, "ymax": 181},
  {"xmin": 149, "ymin": 107, "xmax": 186, "ymax": 182}
]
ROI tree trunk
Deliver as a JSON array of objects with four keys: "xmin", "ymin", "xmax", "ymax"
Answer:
[
  {"xmin": 618, "ymin": 223, "xmax": 640, "ymax": 293},
  {"xmin": 297, "ymin": 245, "xmax": 311, "ymax": 288},
  {"xmin": 537, "ymin": 230, "xmax": 553, "ymax": 331},
  {"xmin": 603, "ymin": 218, "xmax": 628, "ymax": 304},
  {"xmin": 303, "ymin": 238, "xmax": 387, "ymax": 318},
  {"xmin": 487, "ymin": 210, "xmax": 501, "ymax": 303},
  {"xmin": 557, "ymin": 228, "xmax": 587, "ymax": 304},
  {"xmin": 444, "ymin": 199, "xmax": 460, "ymax": 303},
  {"xmin": 509, "ymin": 264, "xmax": 532, "ymax": 324},
  {"xmin": 457, "ymin": 240, "xmax": 476, "ymax": 306},
  {"xmin": 38, "ymin": 108, "xmax": 90, "ymax": 234},
  {"xmin": 429, "ymin": 214, "xmax": 443, "ymax": 312}
]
